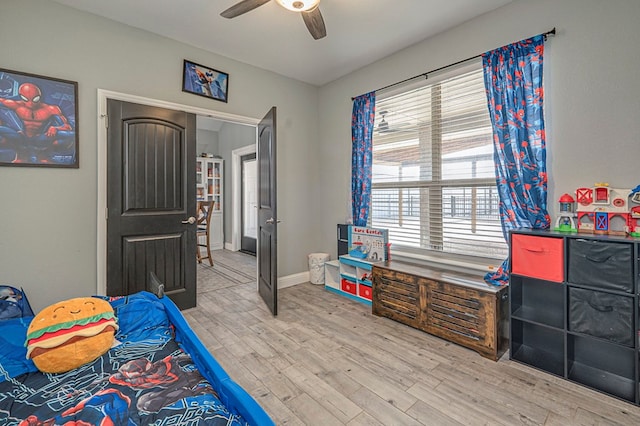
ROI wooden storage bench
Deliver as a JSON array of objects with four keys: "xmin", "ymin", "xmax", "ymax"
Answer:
[{"xmin": 372, "ymin": 261, "xmax": 508, "ymax": 361}]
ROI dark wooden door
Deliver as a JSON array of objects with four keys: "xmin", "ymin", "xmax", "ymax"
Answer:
[
  {"xmin": 106, "ymin": 99, "xmax": 197, "ymax": 310},
  {"xmin": 240, "ymin": 152, "xmax": 257, "ymax": 256},
  {"xmin": 257, "ymin": 107, "xmax": 278, "ymax": 316}
]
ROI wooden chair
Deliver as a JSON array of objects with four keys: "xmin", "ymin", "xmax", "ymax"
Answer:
[{"xmin": 196, "ymin": 200, "xmax": 214, "ymax": 266}]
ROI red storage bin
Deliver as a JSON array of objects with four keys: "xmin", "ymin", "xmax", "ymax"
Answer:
[
  {"xmin": 358, "ymin": 284, "xmax": 372, "ymax": 301},
  {"xmin": 511, "ymin": 234, "xmax": 564, "ymax": 282},
  {"xmin": 341, "ymin": 278, "xmax": 357, "ymax": 295}
]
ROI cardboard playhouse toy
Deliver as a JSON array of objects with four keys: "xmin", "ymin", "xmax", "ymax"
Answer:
[
  {"xmin": 347, "ymin": 225, "xmax": 389, "ymax": 262},
  {"xmin": 555, "ymin": 183, "xmax": 640, "ymax": 237}
]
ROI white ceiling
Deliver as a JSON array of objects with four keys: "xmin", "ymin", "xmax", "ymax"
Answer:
[{"xmin": 51, "ymin": 0, "xmax": 512, "ymax": 87}]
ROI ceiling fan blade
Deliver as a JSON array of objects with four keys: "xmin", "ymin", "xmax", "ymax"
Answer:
[
  {"xmin": 220, "ymin": 0, "xmax": 271, "ymax": 19},
  {"xmin": 301, "ymin": 6, "xmax": 326, "ymax": 40}
]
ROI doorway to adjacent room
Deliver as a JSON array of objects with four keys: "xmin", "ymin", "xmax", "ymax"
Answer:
[{"xmin": 240, "ymin": 152, "xmax": 257, "ymax": 256}]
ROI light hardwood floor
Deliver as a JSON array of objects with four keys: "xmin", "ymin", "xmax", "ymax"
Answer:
[{"xmin": 184, "ymin": 250, "xmax": 640, "ymax": 425}]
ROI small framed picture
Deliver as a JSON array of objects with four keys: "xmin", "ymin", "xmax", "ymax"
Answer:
[
  {"xmin": 0, "ymin": 68, "xmax": 78, "ymax": 167},
  {"xmin": 182, "ymin": 60, "xmax": 229, "ymax": 103}
]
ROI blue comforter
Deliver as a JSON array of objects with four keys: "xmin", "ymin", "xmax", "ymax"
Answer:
[{"xmin": 0, "ymin": 292, "xmax": 265, "ymax": 425}]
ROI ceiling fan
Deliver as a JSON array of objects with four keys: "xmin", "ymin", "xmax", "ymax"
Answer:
[
  {"xmin": 377, "ymin": 111, "xmax": 394, "ymax": 133},
  {"xmin": 221, "ymin": 0, "xmax": 327, "ymax": 40},
  {"xmin": 376, "ymin": 110, "xmax": 413, "ymax": 134}
]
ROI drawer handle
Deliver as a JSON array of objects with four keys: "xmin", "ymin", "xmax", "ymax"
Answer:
[
  {"xmin": 587, "ymin": 301, "xmax": 613, "ymax": 313},
  {"xmin": 523, "ymin": 247, "xmax": 545, "ymax": 253},
  {"xmin": 585, "ymin": 255, "xmax": 613, "ymax": 263}
]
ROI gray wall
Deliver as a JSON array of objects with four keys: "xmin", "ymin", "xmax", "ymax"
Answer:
[
  {"xmin": 195, "ymin": 122, "xmax": 255, "ymax": 245},
  {"xmin": 196, "ymin": 129, "xmax": 220, "ymax": 157},
  {"xmin": 4, "ymin": 0, "xmax": 639, "ymax": 311},
  {"xmin": 217, "ymin": 123, "xmax": 257, "ymax": 243},
  {"xmin": 317, "ymin": 0, "xmax": 640, "ymax": 262},
  {"xmin": 0, "ymin": 0, "xmax": 320, "ymax": 312}
]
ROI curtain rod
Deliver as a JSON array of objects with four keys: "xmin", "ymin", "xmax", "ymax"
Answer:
[{"xmin": 351, "ymin": 27, "xmax": 556, "ymax": 100}]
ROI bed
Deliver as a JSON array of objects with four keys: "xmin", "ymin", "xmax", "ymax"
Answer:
[{"xmin": 0, "ymin": 291, "xmax": 274, "ymax": 425}]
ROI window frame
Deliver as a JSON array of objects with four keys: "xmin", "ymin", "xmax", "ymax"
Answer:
[{"xmin": 369, "ymin": 60, "xmax": 506, "ymax": 271}]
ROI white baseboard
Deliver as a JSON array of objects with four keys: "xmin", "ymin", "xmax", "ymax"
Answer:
[
  {"xmin": 220, "ymin": 243, "xmax": 308, "ymax": 289},
  {"xmin": 218, "ymin": 244, "xmax": 309, "ymax": 289},
  {"xmin": 278, "ymin": 271, "xmax": 309, "ymax": 289}
]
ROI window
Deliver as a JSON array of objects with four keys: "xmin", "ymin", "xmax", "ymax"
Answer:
[{"xmin": 370, "ymin": 62, "xmax": 507, "ymax": 260}]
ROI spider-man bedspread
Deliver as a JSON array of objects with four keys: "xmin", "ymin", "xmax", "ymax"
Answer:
[{"xmin": 0, "ymin": 292, "xmax": 274, "ymax": 426}]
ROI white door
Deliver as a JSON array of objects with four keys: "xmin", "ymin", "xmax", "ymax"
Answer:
[{"xmin": 241, "ymin": 153, "xmax": 257, "ymax": 255}]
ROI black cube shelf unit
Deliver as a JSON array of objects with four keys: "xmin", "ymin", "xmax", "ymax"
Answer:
[
  {"xmin": 509, "ymin": 229, "xmax": 639, "ymax": 404},
  {"xmin": 337, "ymin": 224, "xmax": 349, "ymax": 257}
]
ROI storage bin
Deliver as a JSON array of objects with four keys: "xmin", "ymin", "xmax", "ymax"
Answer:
[
  {"xmin": 358, "ymin": 284, "xmax": 372, "ymax": 301},
  {"xmin": 341, "ymin": 278, "xmax": 357, "ymax": 295},
  {"xmin": 568, "ymin": 239, "xmax": 633, "ymax": 293},
  {"xmin": 511, "ymin": 234, "xmax": 564, "ymax": 282},
  {"xmin": 568, "ymin": 287, "xmax": 634, "ymax": 346},
  {"xmin": 0, "ymin": 286, "xmax": 34, "ymax": 320}
]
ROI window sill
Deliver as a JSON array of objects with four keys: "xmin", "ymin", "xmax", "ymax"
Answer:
[{"xmin": 390, "ymin": 249, "xmax": 500, "ymax": 276}]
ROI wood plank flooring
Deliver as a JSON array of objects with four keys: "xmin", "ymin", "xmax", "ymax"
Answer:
[{"xmin": 184, "ymin": 250, "xmax": 640, "ymax": 425}]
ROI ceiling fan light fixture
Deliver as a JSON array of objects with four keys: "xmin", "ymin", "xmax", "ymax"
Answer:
[
  {"xmin": 276, "ymin": 0, "xmax": 320, "ymax": 12},
  {"xmin": 377, "ymin": 111, "xmax": 390, "ymax": 132}
]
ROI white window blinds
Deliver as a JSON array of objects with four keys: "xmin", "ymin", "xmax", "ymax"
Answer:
[{"xmin": 370, "ymin": 64, "xmax": 507, "ymax": 260}]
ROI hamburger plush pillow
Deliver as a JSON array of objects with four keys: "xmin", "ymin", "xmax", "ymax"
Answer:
[{"xmin": 25, "ymin": 297, "xmax": 118, "ymax": 374}]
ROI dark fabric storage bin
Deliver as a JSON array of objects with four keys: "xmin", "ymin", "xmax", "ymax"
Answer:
[
  {"xmin": 568, "ymin": 239, "xmax": 633, "ymax": 293},
  {"xmin": 568, "ymin": 287, "xmax": 634, "ymax": 346},
  {"xmin": 0, "ymin": 286, "xmax": 34, "ymax": 320}
]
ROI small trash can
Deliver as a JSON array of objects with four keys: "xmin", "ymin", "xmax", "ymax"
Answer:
[{"xmin": 308, "ymin": 253, "xmax": 331, "ymax": 284}]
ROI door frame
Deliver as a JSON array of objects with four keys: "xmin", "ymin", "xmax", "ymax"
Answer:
[
  {"xmin": 230, "ymin": 144, "xmax": 257, "ymax": 252},
  {"xmin": 96, "ymin": 89, "xmax": 259, "ymax": 295}
]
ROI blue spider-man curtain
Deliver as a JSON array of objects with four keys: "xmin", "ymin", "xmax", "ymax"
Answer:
[
  {"xmin": 483, "ymin": 35, "xmax": 550, "ymax": 286},
  {"xmin": 351, "ymin": 91, "xmax": 376, "ymax": 227}
]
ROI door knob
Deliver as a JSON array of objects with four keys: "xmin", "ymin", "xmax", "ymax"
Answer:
[
  {"xmin": 182, "ymin": 216, "xmax": 196, "ymax": 224},
  {"xmin": 266, "ymin": 217, "xmax": 281, "ymax": 225}
]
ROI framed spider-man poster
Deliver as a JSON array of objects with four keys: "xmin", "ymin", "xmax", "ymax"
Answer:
[{"xmin": 0, "ymin": 68, "xmax": 78, "ymax": 168}]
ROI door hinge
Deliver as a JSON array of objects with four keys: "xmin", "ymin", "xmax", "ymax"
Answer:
[{"xmin": 102, "ymin": 114, "xmax": 109, "ymax": 128}]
